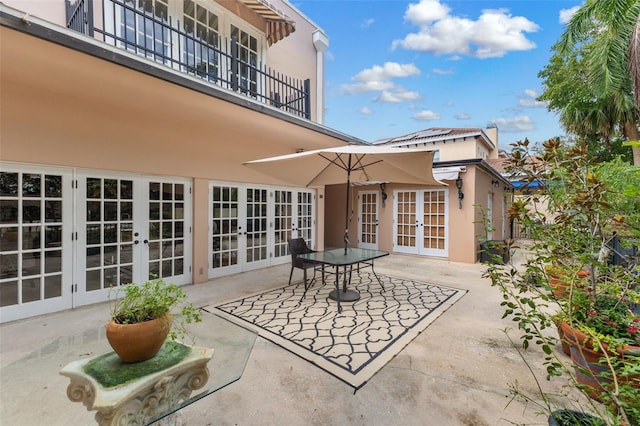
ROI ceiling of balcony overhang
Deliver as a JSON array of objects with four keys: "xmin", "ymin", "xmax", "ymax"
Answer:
[{"xmin": 0, "ymin": 26, "xmax": 356, "ymax": 170}]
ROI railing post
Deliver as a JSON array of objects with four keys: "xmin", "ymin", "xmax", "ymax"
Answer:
[
  {"xmin": 303, "ymin": 79, "xmax": 311, "ymax": 120},
  {"xmin": 86, "ymin": 0, "xmax": 94, "ymax": 36},
  {"xmin": 230, "ymin": 37, "xmax": 238, "ymax": 92}
]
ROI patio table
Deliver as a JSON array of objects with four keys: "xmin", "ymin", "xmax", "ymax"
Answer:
[
  {"xmin": 298, "ymin": 247, "xmax": 389, "ymax": 313},
  {"xmin": 0, "ymin": 311, "xmax": 257, "ymax": 425}
]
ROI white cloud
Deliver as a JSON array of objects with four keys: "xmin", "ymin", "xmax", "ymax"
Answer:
[
  {"xmin": 341, "ymin": 62, "xmax": 421, "ymax": 95},
  {"xmin": 559, "ymin": 5, "xmax": 581, "ymax": 24},
  {"xmin": 326, "ymin": 51, "xmax": 335, "ymax": 61},
  {"xmin": 445, "ymin": 101, "xmax": 454, "ymax": 107},
  {"xmin": 455, "ymin": 112, "xmax": 470, "ymax": 120},
  {"xmin": 518, "ymin": 89, "xmax": 547, "ymax": 108},
  {"xmin": 361, "ymin": 18, "xmax": 375, "ymax": 28},
  {"xmin": 359, "ymin": 106, "xmax": 373, "ymax": 115},
  {"xmin": 342, "ymin": 80, "xmax": 396, "ymax": 94},
  {"xmin": 412, "ymin": 110, "xmax": 441, "ymax": 121},
  {"xmin": 392, "ymin": 0, "xmax": 539, "ymax": 58},
  {"xmin": 432, "ymin": 68, "xmax": 455, "ymax": 75},
  {"xmin": 405, "ymin": 0, "xmax": 451, "ymax": 24},
  {"xmin": 375, "ymin": 90, "xmax": 421, "ymax": 103},
  {"xmin": 489, "ymin": 116, "xmax": 535, "ymax": 132},
  {"xmin": 355, "ymin": 62, "xmax": 421, "ymax": 82}
]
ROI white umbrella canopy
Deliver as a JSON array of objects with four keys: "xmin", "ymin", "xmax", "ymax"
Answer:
[
  {"xmin": 244, "ymin": 144, "xmax": 443, "ymax": 187},
  {"xmin": 244, "ymin": 144, "xmax": 444, "ymax": 252}
]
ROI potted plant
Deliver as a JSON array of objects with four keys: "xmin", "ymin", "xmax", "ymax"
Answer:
[
  {"xmin": 482, "ymin": 138, "xmax": 640, "ymax": 425},
  {"xmin": 107, "ymin": 278, "xmax": 202, "ymax": 363}
]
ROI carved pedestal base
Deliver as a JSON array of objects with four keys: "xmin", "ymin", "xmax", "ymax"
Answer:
[{"xmin": 60, "ymin": 345, "xmax": 214, "ymax": 425}]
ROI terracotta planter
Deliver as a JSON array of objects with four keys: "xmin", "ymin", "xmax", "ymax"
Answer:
[
  {"xmin": 555, "ymin": 320, "xmax": 571, "ymax": 356},
  {"xmin": 560, "ymin": 321, "xmax": 640, "ymax": 401},
  {"xmin": 547, "ymin": 268, "xmax": 589, "ymax": 299},
  {"xmin": 106, "ymin": 313, "xmax": 173, "ymax": 363}
]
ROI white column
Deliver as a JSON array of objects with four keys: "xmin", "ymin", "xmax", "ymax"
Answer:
[{"xmin": 312, "ymin": 30, "xmax": 329, "ymax": 125}]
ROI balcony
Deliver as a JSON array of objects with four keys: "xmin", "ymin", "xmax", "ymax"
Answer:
[{"xmin": 65, "ymin": 0, "xmax": 311, "ymax": 120}]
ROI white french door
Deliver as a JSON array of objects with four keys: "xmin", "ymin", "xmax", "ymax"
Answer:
[
  {"xmin": 394, "ymin": 189, "xmax": 448, "ymax": 257},
  {"xmin": 0, "ymin": 164, "xmax": 74, "ymax": 322},
  {"xmin": 76, "ymin": 172, "xmax": 192, "ymax": 306},
  {"xmin": 358, "ymin": 190, "xmax": 379, "ymax": 250},
  {"xmin": 209, "ymin": 183, "xmax": 314, "ymax": 278}
]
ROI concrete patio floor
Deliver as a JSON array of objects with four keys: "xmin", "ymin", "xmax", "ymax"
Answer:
[{"xmin": 1, "ymin": 253, "xmax": 583, "ymax": 425}]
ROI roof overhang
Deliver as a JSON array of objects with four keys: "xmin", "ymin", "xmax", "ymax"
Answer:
[{"xmin": 377, "ymin": 128, "xmax": 496, "ymax": 151}]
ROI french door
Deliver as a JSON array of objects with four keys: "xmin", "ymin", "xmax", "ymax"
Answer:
[
  {"xmin": 76, "ymin": 172, "xmax": 192, "ymax": 306},
  {"xmin": 394, "ymin": 189, "xmax": 448, "ymax": 257},
  {"xmin": 209, "ymin": 183, "xmax": 315, "ymax": 278},
  {"xmin": 0, "ymin": 164, "xmax": 73, "ymax": 322},
  {"xmin": 358, "ymin": 190, "xmax": 379, "ymax": 250}
]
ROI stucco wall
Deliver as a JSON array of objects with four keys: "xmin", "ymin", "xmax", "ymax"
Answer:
[
  {"xmin": 321, "ymin": 165, "xmax": 508, "ymax": 264},
  {"xmin": 0, "ymin": 23, "xmax": 345, "ymax": 284},
  {"xmin": 2, "ymin": 0, "xmax": 65, "ymax": 23},
  {"xmin": 436, "ymin": 140, "xmax": 478, "ymax": 161}
]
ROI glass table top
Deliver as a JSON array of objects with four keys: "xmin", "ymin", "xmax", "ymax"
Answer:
[
  {"xmin": 0, "ymin": 311, "xmax": 257, "ymax": 425},
  {"xmin": 298, "ymin": 247, "xmax": 389, "ymax": 266}
]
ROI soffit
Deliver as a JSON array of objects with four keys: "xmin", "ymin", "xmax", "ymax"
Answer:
[{"xmin": 0, "ymin": 26, "xmax": 352, "ymax": 180}]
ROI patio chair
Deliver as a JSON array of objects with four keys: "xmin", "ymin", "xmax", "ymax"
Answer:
[{"xmin": 288, "ymin": 238, "xmax": 323, "ymax": 291}]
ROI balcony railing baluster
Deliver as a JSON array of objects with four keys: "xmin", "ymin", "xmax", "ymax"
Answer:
[{"xmin": 65, "ymin": 0, "xmax": 311, "ymax": 120}]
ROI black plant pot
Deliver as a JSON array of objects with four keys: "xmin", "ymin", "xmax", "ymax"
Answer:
[
  {"xmin": 548, "ymin": 410, "xmax": 605, "ymax": 426},
  {"xmin": 479, "ymin": 240, "xmax": 510, "ymax": 264}
]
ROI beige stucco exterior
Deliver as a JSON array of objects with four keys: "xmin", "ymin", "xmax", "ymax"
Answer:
[
  {"xmin": 324, "ymin": 163, "xmax": 509, "ymax": 264},
  {"xmin": 0, "ymin": 1, "xmax": 510, "ymax": 322},
  {"xmin": 0, "ymin": 13, "xmax": 346, "ymax": 282}
]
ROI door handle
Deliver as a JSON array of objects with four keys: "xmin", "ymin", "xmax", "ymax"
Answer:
[{"xmin": 143, "ymin": 239, "xmax": 149, "ymax": 244}]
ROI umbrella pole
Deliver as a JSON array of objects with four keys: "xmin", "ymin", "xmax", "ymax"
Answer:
[{"xmin": 344, "ymin": 155, "xmax": 351, "ymax": 255}]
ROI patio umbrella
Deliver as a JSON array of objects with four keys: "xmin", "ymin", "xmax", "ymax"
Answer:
[{"xmin": 244, "ymin": 145, "xmax": 443, "ymax": 253}]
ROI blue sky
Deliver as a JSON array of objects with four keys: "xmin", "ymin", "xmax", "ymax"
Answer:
[{"xmin": 293, "ymin": 0, "xmax": 583, "ymax": 149}]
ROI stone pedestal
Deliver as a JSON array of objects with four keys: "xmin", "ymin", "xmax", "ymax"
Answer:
[{"xmin": 60, "ymin": 345, "xmax": 214, "ymax": 425}]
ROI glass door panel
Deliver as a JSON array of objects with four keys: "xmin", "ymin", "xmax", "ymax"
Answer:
[
  {"xmin": 182, "ymin": 1, "xmax": 220, "ymax": 80},
  {"xmin": 394, "ymin": 190, "xmax": 418, "ymax": 254},
  {"xmin": 273, "ymin": 190, "xmax": 293, "ymax": 259},
  {"xmin": 394, "ymin": 189, "xmax": 448, "ymax": 257},
  {"xmin": 422, "ymin": 190, "xmax": 447, "ymax": 255},
  {"xmin": 211, "ymin": 184, "xmax": 240, "ymax": 276},
  {"xmin": 79, "ymin": 176, "xmax": 137, "ymax": 305},
  {"xmin": 147, "ymin": 181, "xmax": 189, "ymax": 283},
  {"xmin": 231, "ymin": 24, "xmax": 258, "ymax": 96},
  {"xmin": 0, "ymin": 165, "xmax": 72, "ymax": 323},
  {"xmin": 245, "ymin": 188, "xmax": 269, "ymax": 268},
  {"xmin": 358, "ymin": 191, "xmax": 379, "ymax": 250},
  {"xmin": 296, "ymin": 191, "xmax": 314, "ymax": 247}
]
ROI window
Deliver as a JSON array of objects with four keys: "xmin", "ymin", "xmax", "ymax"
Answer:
[
  {"xmin": 120, "ymin": 0, "xmax": 171, "ymax": 63},
  {"xmin": 231, "ymin": 24, "xmax": 258, "ymax": 96},
  {"xmin": 183, "ymin": 0, "xmax": 220, "ymax": 80}
]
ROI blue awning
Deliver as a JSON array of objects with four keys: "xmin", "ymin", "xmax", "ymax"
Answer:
[{"xmin": 512, "ymin": 180, "xmax": 544, "ymax": 190}]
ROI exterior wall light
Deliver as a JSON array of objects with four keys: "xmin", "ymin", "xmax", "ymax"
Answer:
[{"xmin": 456, "ymin": 176, "xmax": 464, "ymax": 209}]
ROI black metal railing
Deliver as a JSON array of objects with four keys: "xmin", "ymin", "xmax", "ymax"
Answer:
[
  {"xmin": 65, "ymin": 0, "xmax": 93, "ymax": 36},
  {"xmin": 65, "ymin": 0, "xmax": 311, "ymax": 119}
]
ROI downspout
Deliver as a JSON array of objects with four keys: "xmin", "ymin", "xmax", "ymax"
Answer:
[{"xmin": 312, "ymin": 30, "xmax": 329, "ymax": 125}]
